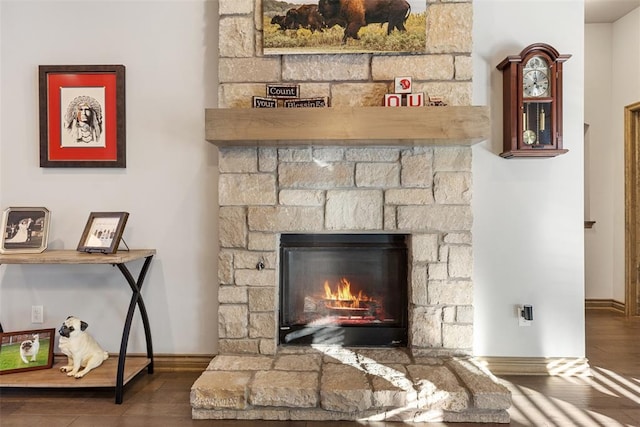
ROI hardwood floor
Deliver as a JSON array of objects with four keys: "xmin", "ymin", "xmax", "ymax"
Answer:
[
  {"xmin": 505, "ymin": 310, "xmax": 640, "ymax": 426},
  {"xmin": 1, "ymin": 309, "xmax": 638, "ymax": 426}
]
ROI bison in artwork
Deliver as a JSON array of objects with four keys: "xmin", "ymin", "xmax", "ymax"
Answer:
[
  {"xmin": 271, "ymin": 14, "xmax": 288, "ymax": 30},
  {"xmin": 284, "ymin": 4, "xmax": 326, "ymax": 32},
  {"xmin": 318, "ymin": 0, "xmax": 411, "ymax": 43}
]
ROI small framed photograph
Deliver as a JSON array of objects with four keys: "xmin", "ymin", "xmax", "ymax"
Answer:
[
  {"xmin": 1, "ymin": 207, "xmax": 51, "ymax": 254},
  {"xmin": 39, "ymin": 65, "xmax": 126, "ymax": 168},
  {"xmin": 0, "ymin": 328, "xmax": 55, "ymax": 375},
  {"xmin": 77, "ymin": 212, "xmax": 129, "ymax": 254}
]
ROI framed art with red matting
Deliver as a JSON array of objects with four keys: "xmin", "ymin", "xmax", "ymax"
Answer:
[{"xmin": 39, "ymin": 65, "xmax": 126, "ymax": 168}]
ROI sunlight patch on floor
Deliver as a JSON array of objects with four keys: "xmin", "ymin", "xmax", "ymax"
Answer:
[
  {"xmin": 546, "ymin": 357, "xmax": 592, "ymax": 376},
  {"xmin": 591, "ymin": 367, "xmax": 640, "ymax": 404},
  {"xmin": 502, "ymin": 368, "xmax": 639, "ymax": 427}
]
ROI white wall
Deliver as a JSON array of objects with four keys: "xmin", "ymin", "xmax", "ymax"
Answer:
[
  {"xmin": 584, "ymin": 24, "xmax": 615, "ymax": 300},
  {"xmin": 1, "ymin": 0, "xmax": 589, "ymax": 359},
  {"xmin": 0, "ymin": 0, "xmax": 220, "ymax": 355},
  {"xmin": 472, "ymin": 0, "xmax": 586, "ymax": 357},
  {"xmin": 611, "ymin": 8, "xmax": 640, "ymax": 303},
  {"xmin": 584, "ymin": 8, "xmax": 640, "ymax": 304}
]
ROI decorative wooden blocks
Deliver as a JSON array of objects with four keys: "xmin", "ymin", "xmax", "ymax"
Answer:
[
  {"xmin": 407, "ymin": 93, "xmax": 424, "ymax": 107},
  {"xmin": 394, "ymin": 77, "xmax": 412, "ymax": 93},
  {"xmin": 384, "ymin": 92, "xmax": 425, "ymax": 107},
  {"xmin": 385, "ymin": 76, "xmax": 425, "ymax": 107},
  {"xmin": 384, "ymin": 94, "xmax": 403, "ymax": 107}
]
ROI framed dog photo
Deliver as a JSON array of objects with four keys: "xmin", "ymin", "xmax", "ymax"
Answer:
[
  {"xmin": 39, "ymin": 65, "xmax": 126, "ymax": 168},
  {"xmin": 1, "ymin": 207, "xmax": 51, "ymax": 254},
  {"xmin": 77, "ymin": 211, "xmax": 129, "ymax": 254},
  {"xmin": 0, "ymin": 328, "xmax": 55, "ymax": 375}
]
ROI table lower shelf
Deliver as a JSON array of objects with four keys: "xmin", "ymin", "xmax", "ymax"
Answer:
[{"xmin": 0, "ymin": 356, "xmax": 150, "ymax": 388}]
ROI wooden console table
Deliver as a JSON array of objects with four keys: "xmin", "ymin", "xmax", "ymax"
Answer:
[{"xmin": 0, "ymin": 249, "xmax": 156, "ymax": 404}]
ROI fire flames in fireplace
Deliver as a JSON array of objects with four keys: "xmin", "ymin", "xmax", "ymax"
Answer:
[
  {"xmin": 279, "ymin": 233, "xmax": 408, "ymax": 346},
  {"xmin": 324, "ymin": 277, "xmax": 374, "ymax": 308},
  {"xmin": 303, "ymin": 277, "xmax": 385, "ymax": 324}
]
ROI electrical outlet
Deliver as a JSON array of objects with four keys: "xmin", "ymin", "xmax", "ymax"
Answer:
[
  {"xmin": 517, "ymin": 305, "xmax": 532, "ymax": 327},
  {"xmin": 31, "ymin": 305, "xmax": 44, "ymax": 323}
]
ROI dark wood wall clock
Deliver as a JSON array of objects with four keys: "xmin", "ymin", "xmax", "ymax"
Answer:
[{"xmin": 497, "ymin": 43, "xmax": 571, "ymax": 158}]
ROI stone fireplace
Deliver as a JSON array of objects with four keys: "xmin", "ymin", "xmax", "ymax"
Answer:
[
  {"xmin": 191, "ymin": 0, "xmax": 511, "ymax": 423},
  {"xmin": 216, "ymin": 144, "xmax": 474, "ymax": 356},
  {"xmin": 190, "ymin": 145, "xmax": 511, "ymax": 423}
]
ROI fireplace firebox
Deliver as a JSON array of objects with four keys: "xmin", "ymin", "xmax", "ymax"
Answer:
[{"xmin": 279, "ymin": 234, "xmax": 408, "ymax": 347}]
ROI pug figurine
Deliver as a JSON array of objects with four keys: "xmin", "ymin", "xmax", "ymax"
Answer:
[{"xmin": 58, "ymin": 316, "xmax": 109, "ymax": 378}]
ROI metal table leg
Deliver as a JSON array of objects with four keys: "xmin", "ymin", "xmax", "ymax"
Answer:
[{"xmin": 113, "ymin": 255, "xmax": 154, "ymax": 404}]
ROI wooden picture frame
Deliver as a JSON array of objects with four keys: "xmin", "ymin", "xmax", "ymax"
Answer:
[
  {"xmin": 77, "ymin": 212, "xmax": 129, "ymax": 254},
  {"xmin": 0, "ymin": 328, "xmax": 55, "ymax": 375},
  {"xmin": 1, "ymin": 207, "xmax": 50, "ymax": 254},
  {"xmin": 39, "ymin": 65, "xmax": 126, "ymax": 168}
]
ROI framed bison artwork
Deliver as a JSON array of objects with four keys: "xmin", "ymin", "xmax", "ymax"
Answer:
[{"xmin": 263, "ymin": 0, "xmax": 427, "ymax": 55}]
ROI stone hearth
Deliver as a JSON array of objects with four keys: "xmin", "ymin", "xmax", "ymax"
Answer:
[{"xmin": 191, "ymin": 348, "xmax": 510, "ymax": 423}]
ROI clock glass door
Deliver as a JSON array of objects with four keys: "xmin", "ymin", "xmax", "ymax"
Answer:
[
  {"xmin": 523, "ymin": 101, "xmax": 552, "ymax": 145},
  {"xmin": 522, "ymin": 55, "xmax": 556, "ymax": 149}
]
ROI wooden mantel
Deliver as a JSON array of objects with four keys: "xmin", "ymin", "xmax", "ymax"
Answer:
[{"xmin": 205, "ymin": 106, "xmax": 490, "ymax": 147}]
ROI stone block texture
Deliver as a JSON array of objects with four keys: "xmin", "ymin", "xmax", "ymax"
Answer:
[
  {"xmin": 218, "ymin": 146, "xmax": 474, "ymax": 356},
  {"xmin": 218, "ymin": 1, "xmax": 474, "ymax": 109}
]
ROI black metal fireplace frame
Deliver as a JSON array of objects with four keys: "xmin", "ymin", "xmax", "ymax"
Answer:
[{"xmin": 278, "ymin": 233, "xmax": 408, "ymax": 347}]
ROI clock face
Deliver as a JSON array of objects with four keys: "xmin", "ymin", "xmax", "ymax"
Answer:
[
  {"xmin": 523, "ymin": 70, "xmax": 549, "ymax": 97},
  {"xmin": 523, "ymin": 56, "xmax": 550, "ymax": 97}
]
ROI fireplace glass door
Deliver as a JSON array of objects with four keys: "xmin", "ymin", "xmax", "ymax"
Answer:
[{"xmin": 279, "ymin": 234, "xmax": 408, "ymax": 347}]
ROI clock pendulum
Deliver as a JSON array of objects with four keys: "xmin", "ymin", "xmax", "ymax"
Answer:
[{"xmin": 522, "ymin": 104, "xmax": 536, "ymax": 145}]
